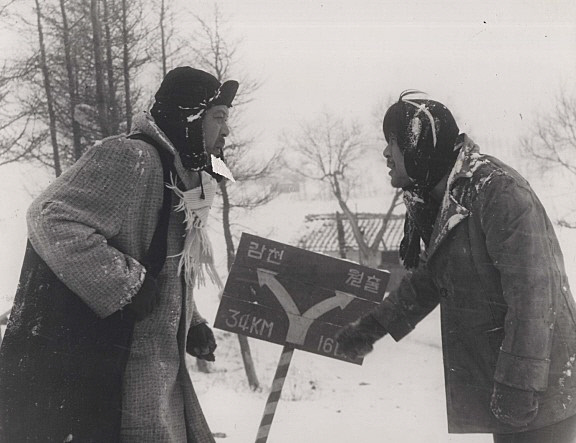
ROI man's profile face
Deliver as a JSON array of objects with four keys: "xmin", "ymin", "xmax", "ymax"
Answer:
[
  {"xmin": 202, "ymin": 105, "xmax": 230, "ymax": 156},
  {"xmin": 383, "ymin": 135, "xmax": 412, "ymax": 188}
]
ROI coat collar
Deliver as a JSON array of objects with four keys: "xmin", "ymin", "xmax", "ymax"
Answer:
[
  {"xmin": 425, "ymin": 135, "xmax": 481, "ymax": 260},
  {"xmin": 130, "ymin": 111, "xmax": 201, "ymax": 189},
  {"xmin": 130, "ymin": 111, "xmax": 178, "ymax": 156}
]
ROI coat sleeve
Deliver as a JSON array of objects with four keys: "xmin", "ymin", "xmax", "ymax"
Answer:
[
  {"xmin": 371, "ymin": 263, "xmax": 440, "ymax": 341},
  {"xmin": 477, "ymin": 174, "xmax": 557, "ymax": 391},
  {"xmin": 190, "ymin": 297, "xmax": 207, "ymax": 327},
  {"xmin": 27, "ymin": 139, "xmax": 156, "ymax": 319}
]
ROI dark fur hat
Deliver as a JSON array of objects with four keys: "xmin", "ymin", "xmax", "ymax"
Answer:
[
  {"xmin": 382, "ymin": 90, "xmax": 460, "ymax": 190},
  {"xmin": 150, "ymin": 67, "xmax": 239, "ymax": 172},
  {"xmin": 154, "ymin": 67, "xmax": 238, "ymax": 110},
  {"xmin": 383, "ymin": 91, "xmax": 462, "ymax": 270}
]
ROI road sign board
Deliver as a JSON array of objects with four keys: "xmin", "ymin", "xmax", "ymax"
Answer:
[{"xmin": 214, "ymin": 233, "xmax": 391, "ymax": 364}]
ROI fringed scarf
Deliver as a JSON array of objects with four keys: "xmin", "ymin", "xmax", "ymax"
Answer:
[{"xmin": 168, "ymin": 172, "xmax": 223, "ymax": 289}]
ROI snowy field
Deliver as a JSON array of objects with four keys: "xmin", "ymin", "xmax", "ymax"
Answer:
[{"xmin": 1, "ymin": 162, "xmax": 576, "ymax": 443}]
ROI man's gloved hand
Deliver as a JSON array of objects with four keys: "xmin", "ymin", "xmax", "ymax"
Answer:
[
  {"xmin": 490, "ymin": 382, "xmax": 539, "ymax": 427},
  {"xmin": 124, "ymin": 274, "xmax": 160, "ymax": 321},
  {"xmin": 186, "ymin": 323, "xmax": 217, "ymax": 362},
  {"xmin": 335, "ymin": 313, "xmax": 387, "ymax": 360}
]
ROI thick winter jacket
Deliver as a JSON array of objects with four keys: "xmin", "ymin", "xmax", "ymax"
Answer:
[
  {"xmin": 373, "ymin": 139, "xmax": 576, "ymax": 433},
  {"xmin": 10, "ymin": 112, "xmax": 215, "ymax": 442}
]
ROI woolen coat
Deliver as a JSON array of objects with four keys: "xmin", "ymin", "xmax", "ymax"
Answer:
[
  {"xmin": 373, "ymin": 139, "xmax": 576, "ymax": 433},
  {"xmin": 4, "ymin": 112, "xmax": 215, "ymax": 442}
]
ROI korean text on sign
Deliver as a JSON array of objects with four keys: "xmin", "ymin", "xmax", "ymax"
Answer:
[
  {"xmin": 247, "ymin": 241, "xmax": 285, "ymax": 265},
  {"xmin": 345, "ymin": 268, "xmax": 382, "ymax": 294}
]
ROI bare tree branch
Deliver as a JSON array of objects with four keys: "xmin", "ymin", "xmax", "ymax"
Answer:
[
  {"xmin": 522, "ymin": 92, "xmax": 576, "ymax": 179},
  {"xmin": 284, "ymin": 111, "xmax": 398, "ymax": 267}
]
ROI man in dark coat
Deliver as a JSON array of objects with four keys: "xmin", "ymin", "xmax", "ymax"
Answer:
[
  {"xmin": 337, "ymin": 92, "xmax": 576, "ymax": 442},
  {"xmin": 0, "ymin": 67, "xmax": 238, "ymax": 442}
]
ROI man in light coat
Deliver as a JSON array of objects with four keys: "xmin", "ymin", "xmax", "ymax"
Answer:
[
  {"xmin": 337, "ymin": 92, "xmax": 576, "ymax": 443},
  {"xmin": 0, "ymin": 67, "xmax": 237, "ymax": 442}
]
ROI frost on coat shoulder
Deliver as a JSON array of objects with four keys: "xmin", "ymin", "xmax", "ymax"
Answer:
[{"xmin": 373, "ymin": 143, "xmax": 576, "ymax": 434}]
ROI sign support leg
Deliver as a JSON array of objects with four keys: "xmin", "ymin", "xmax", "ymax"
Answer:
[{"xmin": 255, "ymin": 345, "xmax": 294, "ymax": 443}]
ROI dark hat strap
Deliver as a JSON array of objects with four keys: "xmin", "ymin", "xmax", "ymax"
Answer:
[
  {"xmin": 127, "ymin": 132, "xmax": 174, "ymax": 278},
  {"xmin": 399, "ymin": 189, "xmax": 440, "ymax": 269}
]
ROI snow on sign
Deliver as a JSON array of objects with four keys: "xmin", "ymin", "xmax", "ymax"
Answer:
[{"xmin": 214, "ymin": 233, "xmax": 390, "ymax": 364}]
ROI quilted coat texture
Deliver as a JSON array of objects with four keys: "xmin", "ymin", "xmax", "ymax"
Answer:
[
  {"xmin": 373, "ymin": 141, "xmax": 576, "ymax": 433},
  {"xmin": 5, "ymin": 112, "xmax": 215, "ymax": 442}
]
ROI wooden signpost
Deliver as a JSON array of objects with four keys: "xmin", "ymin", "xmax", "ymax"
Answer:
[{"xmin": 214, "ymin": 233, "xmax": 391, "ymax": 442}]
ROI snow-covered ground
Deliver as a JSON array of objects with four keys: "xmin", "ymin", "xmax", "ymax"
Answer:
[
  {"xmin": 1, "ymin": 162, "xmax": 576, "ymax": 443},
  {"xmin": 193, "ymin": 306, "xmax": 488, "ymax": 443},
  {"xmin": 190, "ymin": 189, "xmax": 576, "ymax": 443}
]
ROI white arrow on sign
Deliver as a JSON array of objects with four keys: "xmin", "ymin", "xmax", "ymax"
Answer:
[
  {"xmin": 256, "ymin": 268, "xmax": 354, "ymax": 345},
  {"xmin": 257, "ymin": 268, "xmax": 300, "ymax": 315}
]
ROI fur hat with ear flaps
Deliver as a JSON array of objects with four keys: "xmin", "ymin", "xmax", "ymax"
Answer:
[
  {"xmin": 150, "ymin": 67, "xmax": 239, "ymax": 172},
  {"xmin": 382, "ymin": 91, "xmax": 462, "ymax": 269},
  {"xmin": 382, "ymin": 90, "xmax": 460, "ymax": 190},
  {"xmin": 150, "ymin": 67, "xmax": 238, "ymax": 289}
]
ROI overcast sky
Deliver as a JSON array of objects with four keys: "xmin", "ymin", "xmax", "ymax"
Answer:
[
  {"xmin": 1, "ymin": 0, "xmax": 573, "ymax": 155},
  {"xmin": 0, "ymin": 0, "xmax": 570, "ymax": 186},
  {"xmin": 184, "ymin": 0, "xmax": 576, "ymax": 156}
]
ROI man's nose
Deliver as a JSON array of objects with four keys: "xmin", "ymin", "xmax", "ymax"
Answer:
[
  {"xmin": 221, "ymin": 122, "xmax": 230, "ymax": 137},
  {"xmin": 383, "ymin": 144, "xmax": 390, "ymax": 158}
]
